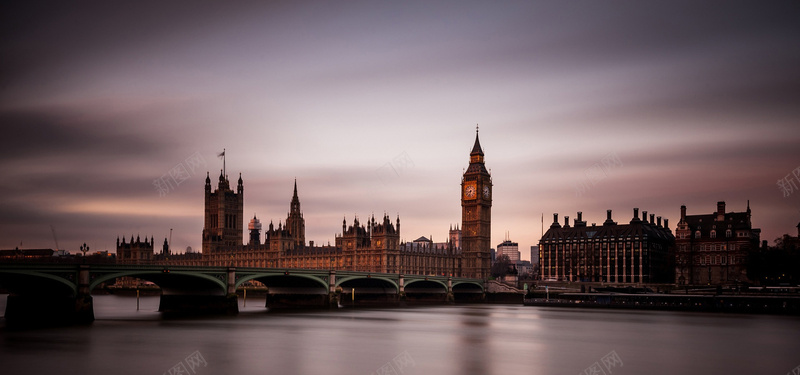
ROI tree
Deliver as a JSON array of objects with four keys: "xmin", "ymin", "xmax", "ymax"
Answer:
[{"xmin": 491, "ymin": 255, "xmax": 511, "ymax": 278}]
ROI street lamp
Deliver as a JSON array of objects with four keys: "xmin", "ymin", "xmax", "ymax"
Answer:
[{"xmin": 80, "ymin": 243, "xmax": 89, "ymax": 263}]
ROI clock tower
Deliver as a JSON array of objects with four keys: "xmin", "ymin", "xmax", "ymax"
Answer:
[{"xmin": 461, "ymin": 127, "xmax": 492, "ymax": 279}]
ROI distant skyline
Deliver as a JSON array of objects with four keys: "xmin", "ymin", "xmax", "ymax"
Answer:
[{"xmin": 2, "ymin": 1, "xmax": 799, "ymax": 260}]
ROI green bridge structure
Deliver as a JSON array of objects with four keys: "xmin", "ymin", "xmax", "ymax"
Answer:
[{"xmin": 0, "ymin": 264, "xmax": 485, "ymax": 326}]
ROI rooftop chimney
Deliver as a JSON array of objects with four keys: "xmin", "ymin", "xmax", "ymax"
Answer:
[
  {"xmin": 642, "ymin": 211, "xmax": 648, "ymax": 223},
  {"xmin": 604, "ymin": 210, "xmax": 616, "ymax": 226},
  {"xmin": 717, "ymin": 201, "xmax": 725, "ymax": 221},
  {"xmin": 564, "ymin": 216, "xmax": 570, "ymax": 228},
  {"xmin": 664, "ymin": 218, "xmax": 669, "ymax": 230},
  {"xmin": 681, "ymin": 205, "xmax": 687, "ymax": 221},
  {"xmin": 633, "ymin": 208, "xmax": 640, "ymax": 221},
  {"xmin": 650, "ymin": 214, "xmax": 655, "ymax": 224},
  {"xmin": 574, "ymin": 211, "xmax": 587, "ymax": 227},
  {"xmin": 657, "ymin": 216, "xmax": 662, "ymax": 227},
  {"xmin": 551, "ymin": 213, "xmax": 561, "ymax": 228}
]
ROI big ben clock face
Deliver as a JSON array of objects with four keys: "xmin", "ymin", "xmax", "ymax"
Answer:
[
  {"xmin": 464, "ymin": 182, "xmax": 477, "ymax": 199},
  {"xmin": 483, "ymin": 186, "xmax": 490, "ymax": 198}
]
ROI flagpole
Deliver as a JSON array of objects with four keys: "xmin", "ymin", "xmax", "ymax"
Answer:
[{"xmin": 223, "ymin": 148, "xmax": 226, "ymax": 178}]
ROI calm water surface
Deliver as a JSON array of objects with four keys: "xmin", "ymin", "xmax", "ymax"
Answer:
[{"xmin": 1, "ymin": 294, "xmax": 798, "ymax": 375}]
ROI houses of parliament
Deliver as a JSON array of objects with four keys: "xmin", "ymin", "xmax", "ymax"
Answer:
[{"xmin": 118, "ymin": 131, "xmax": 493, "ymax": 279}]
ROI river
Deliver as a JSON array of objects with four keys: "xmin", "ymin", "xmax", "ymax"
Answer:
[{"xmin": 1, "ymin": 294, "xmax": 798, "ymax": 375}]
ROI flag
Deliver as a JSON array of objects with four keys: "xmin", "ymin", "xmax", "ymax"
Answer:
[{"xmin": 217, "ymin": 150, "xmax": 225, "ymax": 158}]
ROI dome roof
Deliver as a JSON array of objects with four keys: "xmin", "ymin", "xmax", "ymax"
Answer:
[{"xmin": 248, "ymin": 215, "xmax": 262, "ymax": 231}]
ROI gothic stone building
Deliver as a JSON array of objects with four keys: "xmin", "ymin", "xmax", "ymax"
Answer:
[
  {"xmin": 460, "ymin": 130, "xmax": 492, "ymax": 279},
  {"xmin": 195, "ymin": 131, "xmax": 491, "ymax": 278},
  {"xmin": 116, "ymin": 235, "xmax": 156, "ymax": 264},
  {"xmin": 674, "ymin": 201, "xmax": 760, "ymax": 285},
  {"xmin": 539, "ymin": 209, "xmax": 674, "ymax": 283}
]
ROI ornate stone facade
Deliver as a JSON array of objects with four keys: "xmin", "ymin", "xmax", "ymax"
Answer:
[
  {"xmin": 119, "ymin": 132, "xmax": 491, "ymax": 278},
  {"xmin": 461, "ymin": 129, "xmax": 492, "ymax": 279}
]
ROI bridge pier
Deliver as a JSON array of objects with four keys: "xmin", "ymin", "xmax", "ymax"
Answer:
[
  {"xmin": 75, "ymin": 265, "xmax": 95, "ymax": 323},
  {"xmin": 398, "ymin": 274, "xmax": 406, "ymax": 304},
  {"xmin": 328, "ymin": 270, "xmax": 339, "ymax": 308},
  {"xmin": 446, "ymin": 277, "xmax": 455, "ymax": 304},
  {"xmin": 159, "ymin": 294, "xmax": 238, "ymax": 315},
  {"xmin": 3, "ymin": 265, "xmax": 94, "ymax": 328},
  {"xmin": 157, "ymin": 267, "xmax": 239, "ymax": 316}
]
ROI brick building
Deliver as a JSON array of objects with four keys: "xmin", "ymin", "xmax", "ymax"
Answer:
[
  {"xmin": 674, "ymin": 201, "xmax": 760, "ymax": 285},
  {"xmin": 539, "ymin": 208, "xmax": 674, "ymax": 283}
]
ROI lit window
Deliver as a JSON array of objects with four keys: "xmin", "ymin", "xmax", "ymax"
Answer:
[{"xmin": 710, "ymin": 230, "xmax": 716, "ymax": 239}]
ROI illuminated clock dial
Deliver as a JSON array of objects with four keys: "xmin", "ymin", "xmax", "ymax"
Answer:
[
  {"xmin": 465, "ymin": 185, "xmax": 476, "ymax": 198},
  {"xmin": 483, "ymin": 186, "xmax": 490, "ymax": 198}
]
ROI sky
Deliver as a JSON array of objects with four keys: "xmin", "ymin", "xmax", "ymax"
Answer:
[{"xmin": 1, "ymin": 1, "xmax": 799, "ymax": 260}]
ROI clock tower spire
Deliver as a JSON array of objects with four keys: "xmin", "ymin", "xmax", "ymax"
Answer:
[{"xmin": 461, "ymin": 125, "xmax": 492, "ymax": 279}]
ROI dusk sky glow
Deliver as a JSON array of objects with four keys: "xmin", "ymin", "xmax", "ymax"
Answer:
[{"xmin": 2, "ymin": 1, "xmax": 799, "ymax": 259}]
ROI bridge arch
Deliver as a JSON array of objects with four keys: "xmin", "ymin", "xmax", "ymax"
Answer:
[
  {"xmin": 89, "ymin": 270, "xmax": 227, "ymax": 295},
  {"xmin": 236, "ymin": 272, "xmax": 329, "ymax": 291},
  {"xmin": 404, "ymin": 278, "xmax": 448, "ymax": 292},
  {"xmin": 0, "ymin": 270, "xmax": 77, "ymax": 296},
  {"xmin": 336, "ymin": 275, "xmax": 399, "ymax": 293},
  {"xmin": 452, "ymin": 280, "xmax": 484, "ymax": 293}
]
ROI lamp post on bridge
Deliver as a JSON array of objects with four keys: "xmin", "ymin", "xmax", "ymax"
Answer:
[{"xmin": 80, "ymin": 243, "xmax": 89, "ymax": 263}]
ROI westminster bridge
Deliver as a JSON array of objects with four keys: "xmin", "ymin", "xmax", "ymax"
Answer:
[{"xmin": 0, "ymin": 264, "xmax": 485, "ymax": 326}]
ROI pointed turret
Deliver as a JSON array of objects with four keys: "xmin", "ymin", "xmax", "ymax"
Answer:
[
  {"xmin": 290, "ymin": 179, "xmax": 301, "ymax": 214},
  {"xmin": 162, "ymin": 238, "xmax": 169, "ymax": 255},
  {"xmin": 286, "ymin": 179, "xmax": 305, "ymax": 247},
  {"xmin": 471, "ymin": 128, "xmax": 484, "ymax": 157}
]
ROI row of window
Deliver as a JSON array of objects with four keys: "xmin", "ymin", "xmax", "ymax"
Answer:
[
  {"xmin": 697, "ymin": 255, "xmax": 744, "ymax": 265},
  {"xmin": 682, "ymin": 229, "xmax": 748, "ymax": 239},
  {"xmin": 678, "ymin": 244, "xmax": 741, "ymax": 252}
]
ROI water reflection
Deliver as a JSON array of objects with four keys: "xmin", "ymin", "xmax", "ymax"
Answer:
[{"xmin": 1, "ymin": 295, "xmax": 799, "ymax": 375}]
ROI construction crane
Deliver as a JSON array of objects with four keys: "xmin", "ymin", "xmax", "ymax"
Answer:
[{"xmin": 50, "ymin": 225, "xmax": 60, "ymax": 251}]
